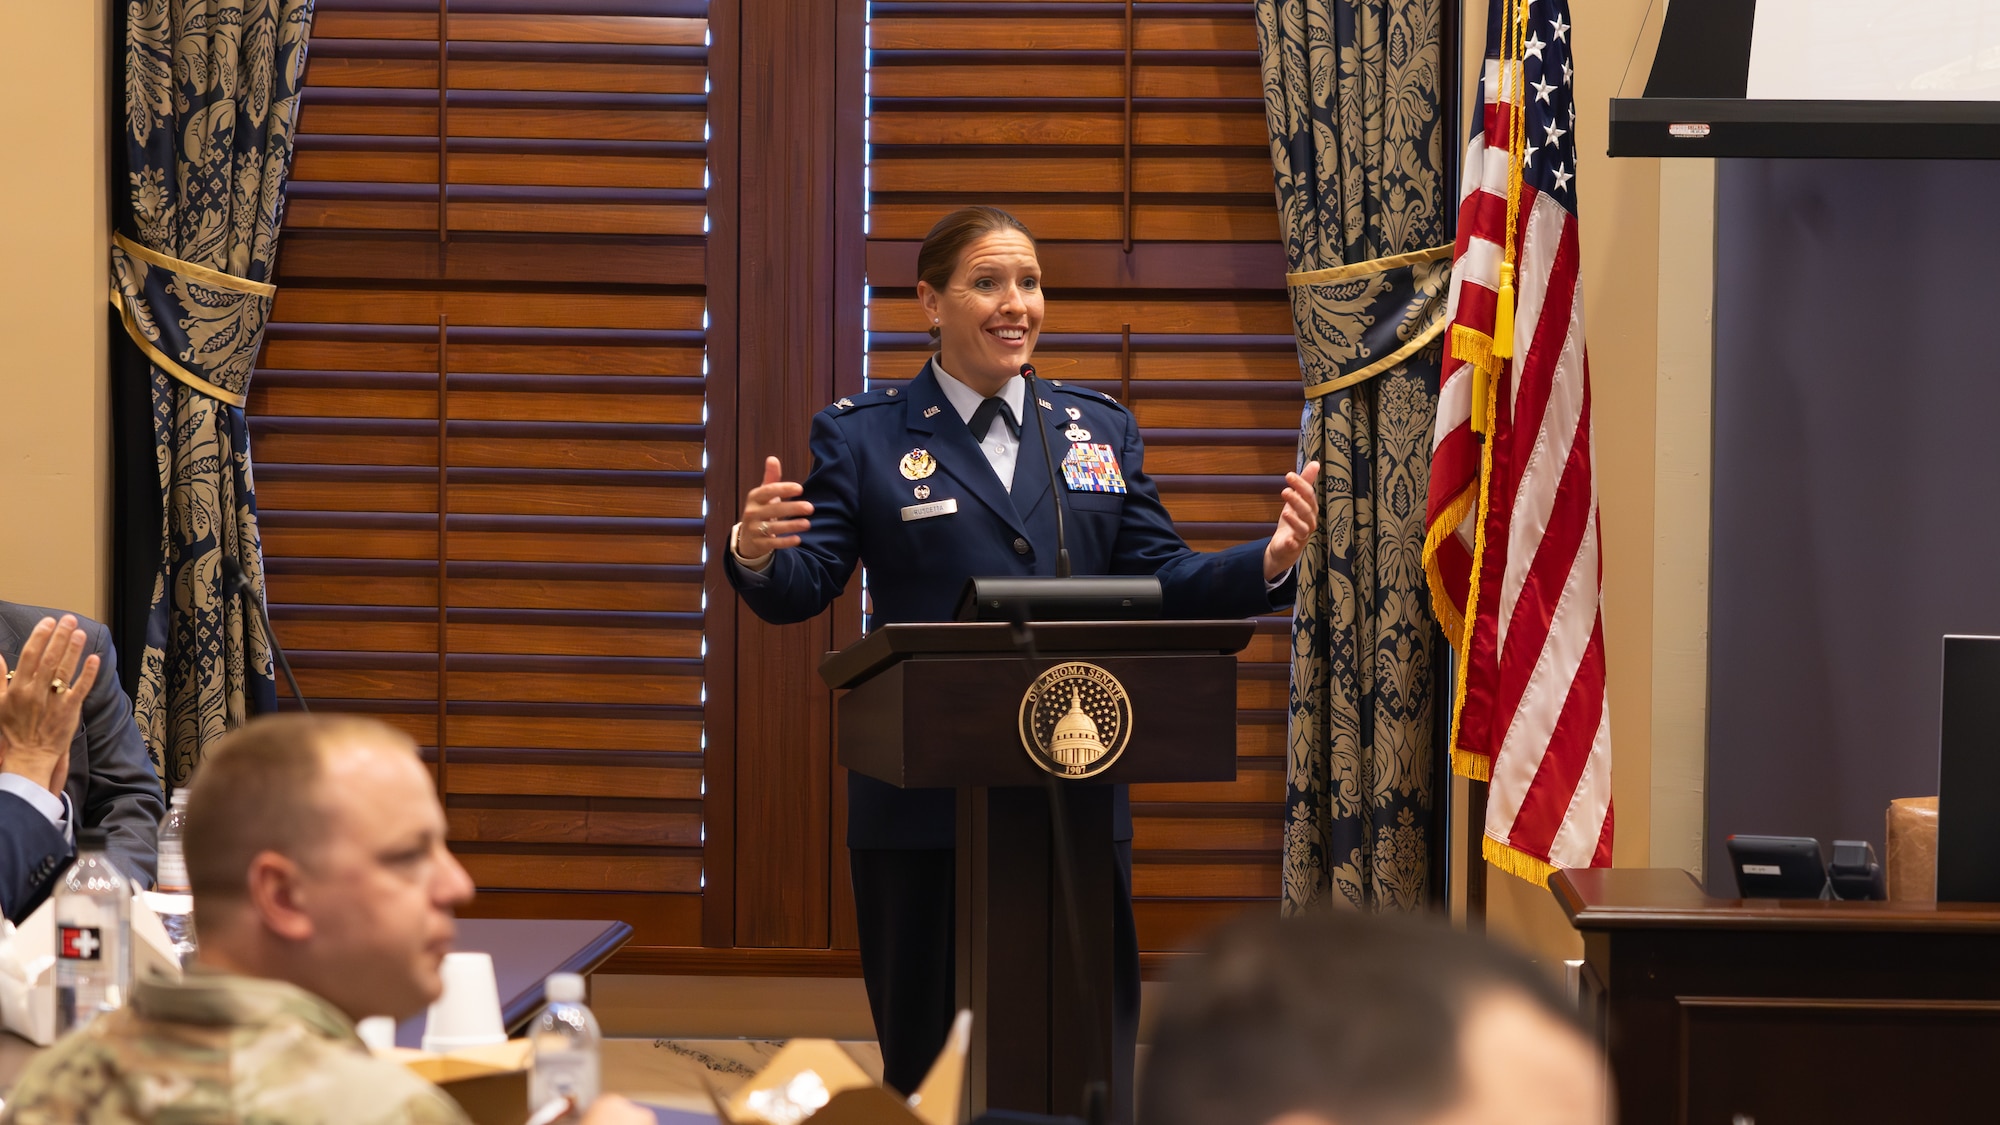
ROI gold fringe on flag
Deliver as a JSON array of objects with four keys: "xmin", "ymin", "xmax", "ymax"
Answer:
[
  {"xmin": 1483, "ymin": 834, "xmax": 1559, "ymax": 888},
  {"xmin": 1446, "ymin": 354, "xmax": 1503, "ymax": 784},
  {"xmin": 1422, "ymin": 483, "xmax": 1476, "ymax": 646}
]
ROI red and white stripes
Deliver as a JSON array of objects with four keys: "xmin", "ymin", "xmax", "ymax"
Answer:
[{"xmin": 1424, "ymin": 37, "xmax": 1612, "ymax": 883}]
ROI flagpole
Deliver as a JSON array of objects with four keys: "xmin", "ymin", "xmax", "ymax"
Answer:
[{"xmin": 1465, "ymin": 780, "xmax": 1489, "ymax": 931}]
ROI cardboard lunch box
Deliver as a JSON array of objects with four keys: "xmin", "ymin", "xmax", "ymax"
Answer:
[
  {"xmin": 709, "ymin": 1009, "xmax": 970, "ymax": 1125},
  {"xmin": 378, "ymin": 1009, "xmax": 970, "ymax": 1125},
  {"xmin": 382, "ymin": 1038, "xmax": 535, "ymax": 1125}
]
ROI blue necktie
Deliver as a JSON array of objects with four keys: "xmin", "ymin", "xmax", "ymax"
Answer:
[{"xmin": 969, "ymin": 396, "xmax": 1020, "ymax": 441}]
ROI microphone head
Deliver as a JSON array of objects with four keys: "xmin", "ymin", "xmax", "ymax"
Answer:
[{"xmin": 1018, "ymin": 363, "xmax": 1036, "ymax": 380}]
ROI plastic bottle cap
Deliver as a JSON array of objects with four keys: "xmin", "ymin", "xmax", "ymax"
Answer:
[
  {"xmin": 170, "ymin": 789, "xmax": 191, "ymax": 807},
  {"xmin": 545, "ymin": 973, "xmax": 585, "ymax": 1004},
  {"xmin": 76, "ymin": 827, "xmax": 110, "ymax": 851}
]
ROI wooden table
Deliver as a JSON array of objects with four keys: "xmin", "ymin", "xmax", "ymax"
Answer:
[
  {"xmin": 1, "ymin": 917, "xmax": 633, "ymax": 1090},
  {"xmin": 397, "ymin": 917, "xmax": 632, "ymax": 1047},
  {"xmin": 1556, "ymin": 868, "xmax": 2000, "ymax": 1125}
]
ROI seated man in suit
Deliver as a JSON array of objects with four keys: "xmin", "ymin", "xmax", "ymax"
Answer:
[
  {"xmin": 1141, "ymin": 911, "xmax": 1607, "ymax": 1125},
  {"xmin": 2, "ymin": 714, "xmax": 650, "ymax": 1125},
  {"xmin": 0, "ymin": 613, "xmax": 108, "ymax": 923},
  {"xmin": 0, "ymin": 602, "xmax": 162, "ymax": 902}
]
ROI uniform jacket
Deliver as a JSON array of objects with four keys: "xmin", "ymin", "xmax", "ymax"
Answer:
[
  {"xmin": 0, "ymin": 969, "xmax": 470, "ymax": 1125},
  {"xmin": 0, "ymin": 602, "xmax": 163, "ymax": 893},
  {"xmin": 728, "ymin": 360, "xmax": 1295, "ymax": 849}
]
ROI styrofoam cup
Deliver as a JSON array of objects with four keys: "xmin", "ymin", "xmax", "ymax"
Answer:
[
  {"xmin": 421, "ymin": 951, "xmax": 506, "ymax": 1053},
  {"xmin": 356, "ymin": 1015, "xmax": 398, "ymax": 1052}
]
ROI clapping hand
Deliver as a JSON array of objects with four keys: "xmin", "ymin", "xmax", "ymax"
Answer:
[
  {"xmin": 1262, "ymin": 461, "xmax": 1322, "ymax": 582},
  {"xmin": 737, "ymin": 456, "xmax": 813, "ymax": 562},
  {"xmin": 0, "ymin": 615, "xmax": 98, "ymax": 795}
]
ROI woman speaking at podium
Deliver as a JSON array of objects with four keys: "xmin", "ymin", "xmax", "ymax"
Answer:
[{"xmin": 725, "ymin": 206, "xmax": 1319, "ymax": 1106}]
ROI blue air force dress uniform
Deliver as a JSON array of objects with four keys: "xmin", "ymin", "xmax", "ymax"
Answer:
[{"xmin": 726, "ymin": 359, "xmax": 1296, "ymax": 1103}]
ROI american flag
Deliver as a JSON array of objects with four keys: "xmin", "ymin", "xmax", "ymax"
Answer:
[{"xmin": 1423, "ymin": 0, "xmax": 1612, "ymax": 884}]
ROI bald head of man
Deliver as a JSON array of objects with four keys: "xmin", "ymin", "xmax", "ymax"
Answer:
[{"xmin": 184, "ymin": 714, "xmax": 475, "ymax": 1021}]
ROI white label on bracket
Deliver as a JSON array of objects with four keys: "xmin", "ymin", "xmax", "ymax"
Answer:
[{"xmin": 1741, "ymin": 863, "xmax": 1783, "ymax": 876}]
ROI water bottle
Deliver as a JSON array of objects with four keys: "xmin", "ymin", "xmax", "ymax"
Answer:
[
  {"xmin": 529, "ymin": 972, "xmax": 601, "ymax": 1114},
  {"xmin": 154, "ymin": 789, "xmax": 196, "ymax": 963},
  {"xmin": 55, "ymin": 828, "xmax": 133, "ymax": 1034}
]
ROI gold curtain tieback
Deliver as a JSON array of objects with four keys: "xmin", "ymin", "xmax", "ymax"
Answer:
[
  {"xmin": 109, "ymin": 232, "xmax": 276, "ymax": 408},
  {"xmin": 1289, "ymin": 243, "xmax": 1452, "ymax": 400}
]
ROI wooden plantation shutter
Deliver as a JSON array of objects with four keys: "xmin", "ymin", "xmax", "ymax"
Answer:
[
  {"xmin": 863, "ymin": 0, "xmax": 1294, "ymax": 953},
  {"xmin": 251, "ymin": 0, "xmax": 720, "ymax": 945}
]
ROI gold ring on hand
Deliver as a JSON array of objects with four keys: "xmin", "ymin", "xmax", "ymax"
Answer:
[
  {"xmin": 757, "ymin": 521, "xmax": 771, "ymax": 537},
  {"xmin": 49, "ymin": 678, "xmax": 67, "ymax": 695}
]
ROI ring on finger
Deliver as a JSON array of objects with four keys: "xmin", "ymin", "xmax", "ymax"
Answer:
[
  {"xmin": 757, "ymin": 521, "xmax": 771, "ymax": 536},
  {"xmin": 49, "ymin": 678, "xmax": 67, "ymax": 695}
]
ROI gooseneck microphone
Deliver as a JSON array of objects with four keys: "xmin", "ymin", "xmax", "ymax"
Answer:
[
  {"xmin": 1018, "ymin": 362, "xmax": 1073, "ymax": 578},
  {"xmin": 222, "ymin": 556, "xmax": 309, "ymax": 712}
]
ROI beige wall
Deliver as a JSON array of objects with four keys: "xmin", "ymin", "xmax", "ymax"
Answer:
[
  {"xmin": 1455, "ymin": 0, "xmax": 1714, "ymax": 964},
  {"xmin": 0, "ymin": 2, "xmax": 111, "ymax": 619}
]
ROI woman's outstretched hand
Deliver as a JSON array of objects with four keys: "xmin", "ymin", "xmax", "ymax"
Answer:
[
  {"xmin": 737, "ymin": 456, "xmax": 813, "ymax": 562},
  {"xmin": 1262, "ymin": 461, "xmax": 1321, "ymax": 582}
]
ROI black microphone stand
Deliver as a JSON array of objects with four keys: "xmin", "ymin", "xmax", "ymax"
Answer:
[
  {"xmin": 1004, "ymin": 365, "xmax": 1107, "ymax": 1123},
  {"xmin": 1007, "ymin": 615, "xmax": 1111, "ymax": 1125},
  {"xmin": 1019, "ymin": 363, "xmax": 1073, "ymax": 578},
  {"xmin": 222, "ymin": 556, "xmax": 309, "ymax": 712}
]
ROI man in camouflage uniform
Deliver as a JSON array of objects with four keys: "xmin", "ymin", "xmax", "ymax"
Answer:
[{"xmin": 2, "ymin": 715, "xmax": 648, "ymax": 1125}]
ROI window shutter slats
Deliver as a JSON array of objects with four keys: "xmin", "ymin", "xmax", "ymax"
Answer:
[{"xmin": 255, "ymin": 0, "xmax": 714, "ymax": 945}]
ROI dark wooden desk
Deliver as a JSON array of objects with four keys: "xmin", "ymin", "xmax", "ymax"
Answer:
[
  {"xmin": 1556, "ymin": 868, "xmax": 2000, "ymax": 1125},
  {"xmin": 396, "ymin": 917, "xmax": 633, "ymax": 1048}
]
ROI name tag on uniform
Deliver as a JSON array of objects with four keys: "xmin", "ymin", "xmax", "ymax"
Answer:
[
  {"xmin": 1061, "ymin": 443, "xmax": 1128, "ymax": 494},
  {"xmin": 900, "ymin": 498, "xmax": 959, "ymax": 521}
]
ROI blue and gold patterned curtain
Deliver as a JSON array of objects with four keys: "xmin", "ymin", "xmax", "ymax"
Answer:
[
  {"xmin": 1255, "ymin": 0, "xmax": 1451, "ymax": 910},
  {"xmin": 112, "ymin": 0, "xmax": 314, "ymax": 785}
]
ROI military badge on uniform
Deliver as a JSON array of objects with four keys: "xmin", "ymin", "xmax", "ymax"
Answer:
[
  {"xmin": 923, "ymin": 405, "xmax": 942, "ymax": 418},
  {"xmin": 836, "ymin": 397, "xmax": 854, "ymax": 409},
  {"xmin": 1066, "ymin": 407, "xmax": 1081, "ymax": 420},
  {"xmin": 1064, "ymin": 424, "xmax": 1091, "ymax": 442},
  {"xmin": 914, "ymin": 484, "xmax": 931, "ymax": 500},
  {"xmin": 900, "ymin": 448, "xmax": 938, "ymax": 480},
  {"xmin": 1061, "ymin": 443, "xmax": 1128, "ymax": 493}
]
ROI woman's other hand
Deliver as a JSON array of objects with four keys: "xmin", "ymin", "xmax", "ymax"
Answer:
[
  {"xmin": 737, "ymin": 456, "xmax": 814, "ymax": 562},
  {"xmin": 1262, "ymin": 461, "xmax": 1321, "ymax": 582}
]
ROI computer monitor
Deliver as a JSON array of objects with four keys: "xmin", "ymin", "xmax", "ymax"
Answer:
[{"xmin": 1936, "ymin": 635, "xmax": 2000, "ymax": 902}]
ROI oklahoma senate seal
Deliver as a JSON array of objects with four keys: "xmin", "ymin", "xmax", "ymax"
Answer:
[{"xmin": 1018, "ymin": 661, "xmax": 1133, "ymax": 779}]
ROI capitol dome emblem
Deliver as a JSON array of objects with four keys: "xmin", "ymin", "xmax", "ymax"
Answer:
[{"xmin": 1018, "ymin": 661, "xmax": 1133, "ymax": 779}]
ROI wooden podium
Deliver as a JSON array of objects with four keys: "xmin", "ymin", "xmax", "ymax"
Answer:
[{"xmin": 821, "ymin": 620, "xmax": 1253, "ymax": 1119}]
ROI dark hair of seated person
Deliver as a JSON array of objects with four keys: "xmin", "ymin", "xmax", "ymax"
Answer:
[{"xmin": 1139, "ymin": 909, "xmax": 1585, "ymax": 1125}]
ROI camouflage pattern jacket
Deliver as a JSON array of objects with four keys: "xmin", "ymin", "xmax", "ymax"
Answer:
[{"xmin": 0, "ymin": 969, "xmax": 470, "ymax": 1124}]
